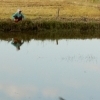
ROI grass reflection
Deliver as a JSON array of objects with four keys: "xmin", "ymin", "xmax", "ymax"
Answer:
[{"xmin": 0, "ymin": 29, "xmax": 100, "ymax": 42}]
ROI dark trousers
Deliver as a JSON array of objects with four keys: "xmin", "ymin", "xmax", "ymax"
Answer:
[{"xmin": 14, "ymin": 16, "xmax": 22, "ymax": 21}]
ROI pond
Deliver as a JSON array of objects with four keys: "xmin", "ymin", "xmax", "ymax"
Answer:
[{"xmin": 0, "ymin": 38, "xmax": 100, "ymax": 100}]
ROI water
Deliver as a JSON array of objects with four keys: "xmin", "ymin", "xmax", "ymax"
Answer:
[{"xmin": 0, "ymin": 38, "xmax": 100, "ymax": 100}]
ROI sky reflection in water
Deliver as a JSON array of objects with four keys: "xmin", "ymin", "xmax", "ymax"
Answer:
[{"xmin": 0, "ymin": 39, "xmax": 100, "ymax": 100}]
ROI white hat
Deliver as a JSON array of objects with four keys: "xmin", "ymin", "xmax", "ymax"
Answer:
[{"xmin": 17, "ymin": 9, "xmax": 21, "ymax": 12}]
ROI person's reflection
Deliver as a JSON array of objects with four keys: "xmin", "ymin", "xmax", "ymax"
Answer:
[{"xmin": 11, "ymin": 38, "xmax": 24, "ymax": 50}]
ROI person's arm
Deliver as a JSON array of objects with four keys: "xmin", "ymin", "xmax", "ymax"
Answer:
[
  {"xmin": 21, "ymin": 13, "xmax": 25, "ymax": 20},
  {"xmin": 21, "ymin": 40, "xmax": 24, "ymax": 45},
  {"xmin": 12, "ymin": 13, "xmax": 16, "ymax": 19},
  {"xmin": 22, "ymin": 14, "xmax": 24, "ymax": 18}
]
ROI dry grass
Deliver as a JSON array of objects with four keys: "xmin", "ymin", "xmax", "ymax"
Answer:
[{"xmin": 0, "ymin": 0, "xmax": 100, "ymax": 19}]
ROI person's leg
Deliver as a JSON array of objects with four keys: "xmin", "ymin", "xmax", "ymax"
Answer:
[
  {"xmin": 14, "ymin": 16, "xmax": 19, "ymax": 22},
  {"xmin": 18, "ymin": 17, "xmax": 22, "ymax": 21}
]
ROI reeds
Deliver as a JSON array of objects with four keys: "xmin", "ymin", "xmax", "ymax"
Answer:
[
  {"xmin": 0, "ymin": 19, "xmax": 100, "ymax": 32},
  {"xmin": 0, "ymin": 19, "xmax": 100, "ymax": 41}
]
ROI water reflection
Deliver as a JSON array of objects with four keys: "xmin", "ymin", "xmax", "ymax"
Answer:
[
  {"xmin": 0, "ymin": 39, "xmax": 100, "ymax": 100},
  {"xmin": 60, "ymin": 55, "xmax": 97, "ymax": 63},
  {"xmin": 11, "ymin": 38, "xmax": 24, "ymax": 50},
  {"xmin": 56, "ymin": 39, "xmax": 58, "ymax": 45}
]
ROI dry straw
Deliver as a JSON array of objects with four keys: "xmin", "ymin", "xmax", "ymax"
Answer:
[{"xmin": 0, "ymin": 0, "xmax": 99, "ymax": 19}]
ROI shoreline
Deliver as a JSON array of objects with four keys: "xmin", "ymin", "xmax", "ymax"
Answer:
[
  {"xmin": 0, "ymin": 18, "xmax": 100, "ymax": 40},
  {"xmin": 0, "ymin": 18, "xmax": 100, "ymax": 32}
]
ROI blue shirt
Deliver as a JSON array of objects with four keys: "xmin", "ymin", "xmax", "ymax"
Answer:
[{"xmin": 12, "ymin": 12, "xmax": 24, "ymax": 19}]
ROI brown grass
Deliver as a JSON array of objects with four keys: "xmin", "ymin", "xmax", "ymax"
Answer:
[{"xmin": 0, "ymin": 0, "xmax": 100, "ymax": 19}]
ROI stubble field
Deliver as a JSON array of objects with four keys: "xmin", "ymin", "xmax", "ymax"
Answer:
[{"xmin": 0, "ymin": 0, "xmax": 100, "ymax": 21}]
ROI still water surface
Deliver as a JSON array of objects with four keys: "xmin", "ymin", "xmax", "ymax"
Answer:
[{"xmin": 0, "ymin": 39, "xmax": 100, "ymax": 100}]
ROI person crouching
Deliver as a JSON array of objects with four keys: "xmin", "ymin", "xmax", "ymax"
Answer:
[{"xmin": 12, "ymin": 9, "xmax": 24, "ymax": 22}]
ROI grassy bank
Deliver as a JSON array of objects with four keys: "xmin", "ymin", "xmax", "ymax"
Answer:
[
  {"xmin": 0, "ymin": 0, "xmax": 100, "ymax": 34},
  {"xmin": 0, "ymin": 19, "xmax": 100, "ymax": 32},
  {"xmin": 0, "ymin": 19, "xmax": 100, "ymax": 41}
]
